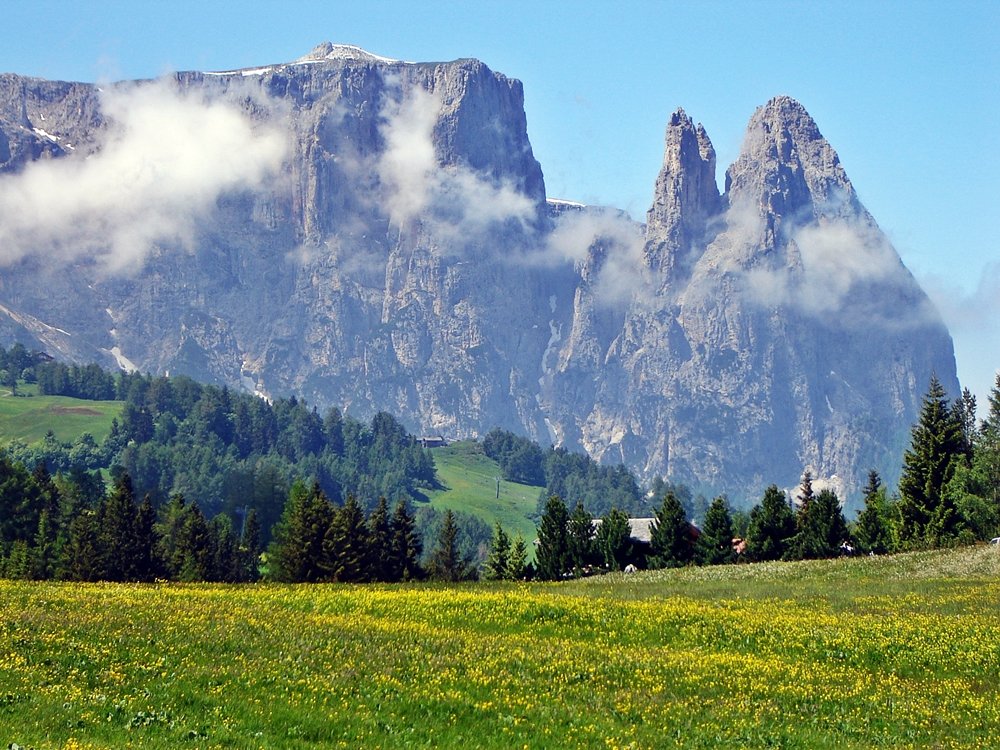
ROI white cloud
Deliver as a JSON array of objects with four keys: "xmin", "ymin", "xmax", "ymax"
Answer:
[
  {"xmin": 741, "ymin": 213, "xmax": 910, "ymax": 316},
  {"xmin": 375, "ymin": 87, "xmax": 535, "ymax": 236},
  {"xmin": 544, "ymin": 207, "xmax": 647, "ymax": 307},
  {"xmin": 0, "ymin": 77, "xmax": 287, "ymax": 272}
]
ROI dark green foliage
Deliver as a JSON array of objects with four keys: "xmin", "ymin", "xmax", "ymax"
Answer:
[
  {"xmin": 535, "ymin": 495, "xmax": 571, "ymax": 580},
  {"xmin": 482, "ymin": 428, "xmax": 546, "ymax": 485},
  {"xmin": 238, "ymin": 508, "xmax": 262, "ymax": 582},
  {"xmin": 567, "ymin": 502, "xmax": 595, "ymax": 573},
  {"xmin": 898, "ymin": 376, "xmax": 965, "ymax": 547},
  {"xmin": 505, "ymin": 533, "xmax": 528, "ymax": 580},
  {"xmin": 649, "ymin": 491, "xmax": 692, "ymax": 568},
  {"xmin": 853, "ymin": 470, "xmax": 894, "ymax": 554},
  {"xmin": 365, "ymin": 497, "xmax": 393, "ymax": 582},
  {"xmin": 426, "ymin": 510, "xmax": 473, "ymax": 582},
  {"xmin": 786, "ymin": 489, "xmax": 850, "ymax": 560},
  {"xmin": 323, "ymin": 494, "xmax": 369, "ymax": 582},
  {"xmin": 695, "ymin": 496, "xmax": 734, "ymax": 565},
  {"xmin": 482, "ymin": 521, "xmax": 511, "ymax": 581},
  {"xmin": 746, "ymin": 485, "xmax": 795, "ymax": 561},
  {"xmin": 389, "ymin": 500, "xmax": 423, "ymax": 581},
  {"xmin": 268, "ymin": 481, "xmax": 337, "ymax": 583},
  {"xmin": 595, "ymin": 507, "xmax": 632, "ymax": 571}
]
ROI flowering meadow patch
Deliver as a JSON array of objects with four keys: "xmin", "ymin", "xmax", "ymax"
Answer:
[{"xmin": 2, "ymin": 547, "xmax": 999, "ymax": 748}]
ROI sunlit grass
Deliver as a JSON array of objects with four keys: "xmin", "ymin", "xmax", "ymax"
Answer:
[{"xmin": 2, "ymin": 546, "xmax": 998, "ymax": 748}]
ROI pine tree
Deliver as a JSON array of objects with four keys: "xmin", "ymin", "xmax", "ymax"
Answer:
[
  {"xmin": 268, "ymin": 480, "xmax": 336, "ymax": 582},
  {"xmin": 482, "ymin": 521, "xmax": 511, "ymax": 581},
  {"xmin": 155, "ymin": 493, "xmax": 189, "ymax": 579},
  {"xmin": 175, "ymin": 504, "xmax": 212, "ymax": 582},
  {"xmin": 134, "ymin": 494, "xmax": 158, "ymax": 581},
  {"xmin": 29, "ymin": 510, "xmax": 56, "ymax": 580},
  {"xmin": 746, "ymin": 485, "xmax": 796, "ymax": 561},
  {"xmin": 98, "ymin": 473, "xmax": 139, "ymax": 581},
  {"xmin": 426, "ymin": 509, "xmax": 470, "ymax": 582},
  {"xmin": 505, "ymin": 533, "xmax": 528, "ymax": 580},
  {"xmin": 854, "ymin": 470, "xmax": 893, "ymax": 554},
  {"xmin": 787, "ymin": 489, "xmax": 849, "ymax": 560},
  {"xmin": 567, "ymin": 502, "xmax": 595, "ymax": 574},
  {"xmin": 649, "ymin": 491, "xmax": 692, "ymax": 568},
  {"xmin": 66, "ymin": 510, "xmax": 101, "ymax": 582},
  {"xmin": 322, "ymin": 493, "xmax": 369, "ymax": 582},
  {"xmin": 898, "ymin": 376, "xmax": 965, "ymax": 546},
  {"xmin": 389, "ymin": 500, "xmax": 423, "ymax": 582},
  {"xmin": 695, "ymin": 496, "xmax": 734, "ymax": 566},
  {"xmin": 365, "ymin": 497, "xmax": 393, "ymax": 582},
  {"xmin": 535, "ymin": 495, "xmax": 570, "ymax": 580},
  {"xmin": 239, "ymin": 508, "xmax": 262, "ymax": 582},
  {"xmin": 595, "ymin": 508, "xmax": 632, "ymax": 571}
]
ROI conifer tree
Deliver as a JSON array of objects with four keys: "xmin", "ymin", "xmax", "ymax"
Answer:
[
  {"xmin": 535, "ymin": 495, "xmax": 571, "ymax": 580},
  {"xmin": 268, "ymin": 480, "xmax": 336, "ymax": 582},
  {"xmin": 389, "ymin": 500, "xmax": 423, "ymax": 581},
  {"xmin": 175, "ymin": 504, "xmax": 212, "ymax": 582},
  {"xmin": 155, "ymin": 493, "xmax": 189, "ymax": 578},
  {"xmin": 649, "ymin": 491, "xmax": 692, "ymax": 568},
  {"xmin": 595, "ymin": 508, "xmax": 632, "ymax": 571},
  {"xmin": 98, "ymin": 473, "xmax": 139, "ymax": 581},
  {"xmin": 898, "ymin": 376, "xmax": 965, "ymax": 546},
  {"xmin": 482, "ymin": 521, "xmax": 511, "ymax": 580},
  {"xmin": 323, "ymin": 493, "xmax": 369, "ymax": 582},
  {"xmin": 365, "ymin": 497, "xmax": 393, "ymax": 582},
  {"xmin": 746, "ymin": 485, "xmax": 796, "ymax": 561},
  {"xmin": 567, "ymin": 502, "xmax": 595, "ymax": 574},
  {"xmin": 239, "ymin": 508, "xmax": 262, "ymax": 582},
  {"xmin": 30, "ymin": 510, "xmax": 56, "ymax": 580},
  {"xmin": 787, "ymin": 488, "xmax": 849, "ymax": 559},
  {"xmin": 695, "ymin": 496, "xmax": 734, "ymax": 566},
  {"xmin": 427, "ymin": 509, "xmax": 470, "ymax": 582},
  {"xmin": 854, "ymin": 470, "xmax": 893, "ymax": 554},
  {"xmin": 66, "ymin": 510, "xmax": 101, "ymax": 582},
  {"xmin": 134, "ymin": 494, "xmax": 158, "ymax": 581},
  {"xmin": 505, "ymin": 533, "xmax": 528, "ymax": 580}
]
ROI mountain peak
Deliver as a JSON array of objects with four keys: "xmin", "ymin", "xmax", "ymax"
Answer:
[{"xmin": 296, "ymin": 42, "xmax": 401, "ymax": 65}]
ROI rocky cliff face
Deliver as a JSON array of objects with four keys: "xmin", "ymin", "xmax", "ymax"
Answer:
[{"xmin": 0, "ymin": 47, "xmax": 958, "ymax": 504}]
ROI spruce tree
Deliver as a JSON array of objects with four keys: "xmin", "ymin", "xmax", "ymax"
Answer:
[
  {"xmin": 66, "ymin": 510, "xmax": 101, "ymax": 582},
  {"xmin": 898, "ymin": 376, "xmax": 965, "ymax": 546},
  {"xmin": 365, "ymin": 497, "xmax": 393, "ymax": 582},
  {"xmin": 535, "ymin": 495, "xmax": 570, "ymax": 580},
  {"xmin": 134, "ymin": 494, "xmax": 158, "ymax": 581},
  {"xmin": 268, "ymin": 480, "xmax": 336, "ymax": 583},
  {"xmin": 695, "ymin": 496, "xmax": 734, "ymax": 566},
  {"xmin": 98, "ymin": 473, "xmax": 139, "ymax": 581},
  {"xmin": 595, "ymin": 508, "xmax": 632, "ymax": 571},
  {"xmin": 175, "ymin": 504, "xmax": 212, "ymax": 582},
  {"xmin": 427, "ymin": 509, "xmax": 470, "ymax": 582},
  {"xmin": 649, "ymin": 491, "xmax": 692, "ymax": 568},
  {"xmin": 238, "ymin": 508, "xmax": 262, "ymax": 582},
  {"xmin": 746, "ymin": 485, "xmax": 796, "ymax": 561},
  {"xmin": 567, "ymin": 502, "xmax": 595, "ymax": 574},
  {"xmin": 389, "ymin": 500, "xmax": 423, "ymax": 582},
  {"xmin": 483, "ymin": 521, "xmax": 511, "ymax": 581},
  {"xmin": 787, "ymin": 489, "xmax": 849, "ymax": 559},
  {"xmin": 854, "ymin": 470, "xmax": 893, "ymax": 554},
  {"xmin": 323, "ymin": 493, "xmax": 369, "ymax": 582},
  {"xmin": 505, "ymin": 533, "xmax": 528, "ymax": 580}
]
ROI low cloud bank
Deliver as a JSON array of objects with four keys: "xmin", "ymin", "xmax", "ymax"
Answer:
[{"xmin": 0, "ymin": 78, "xmax": 287, "ymax": 272}]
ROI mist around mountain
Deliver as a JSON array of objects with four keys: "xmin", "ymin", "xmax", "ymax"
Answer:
[{"xmin": 0, "ymin": 44, "xmax": 957, "ymax": 504}]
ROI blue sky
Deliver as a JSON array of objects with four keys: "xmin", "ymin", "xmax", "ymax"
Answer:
[{"xmin": 4, "ymin": 0, "xmax": 998, "ymax": 407}]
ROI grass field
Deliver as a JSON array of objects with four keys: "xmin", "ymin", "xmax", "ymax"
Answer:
[
  {"xmin": 420, "ymin": 440, "xmax": 541, "ymax": 544},
  {"xmin": 0, "ymin": 384, "xmax": 122, "ymax": 445},
  {"xmin": 2, "ymin": 546, "xmax": 999, "ymax": 749}
]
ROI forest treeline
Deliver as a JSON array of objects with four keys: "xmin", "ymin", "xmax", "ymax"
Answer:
[
  {"xmin": 2, "ymin": 344, "xmax": 999, "ymax": 583},
  {"xmin": 518, "ymin": 375, "xmax": 1000, "ymax": 579}
]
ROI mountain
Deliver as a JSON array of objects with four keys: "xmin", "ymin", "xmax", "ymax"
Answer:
[{"xmin": 0, "ymin": 45, "xmax": 958, "ymax": 504}]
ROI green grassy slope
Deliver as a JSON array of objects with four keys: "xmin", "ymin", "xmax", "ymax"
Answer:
[
  {"xmin": 0, "ymin": 383, "xmax": 123, "ymax": 444},
  {"xmin": 421, "ymin": 440, "xmax": 541, "ymax": 544},
  {"xmin": 2, "ymin": 546, "xmax": 999, "ymax": 748}
]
